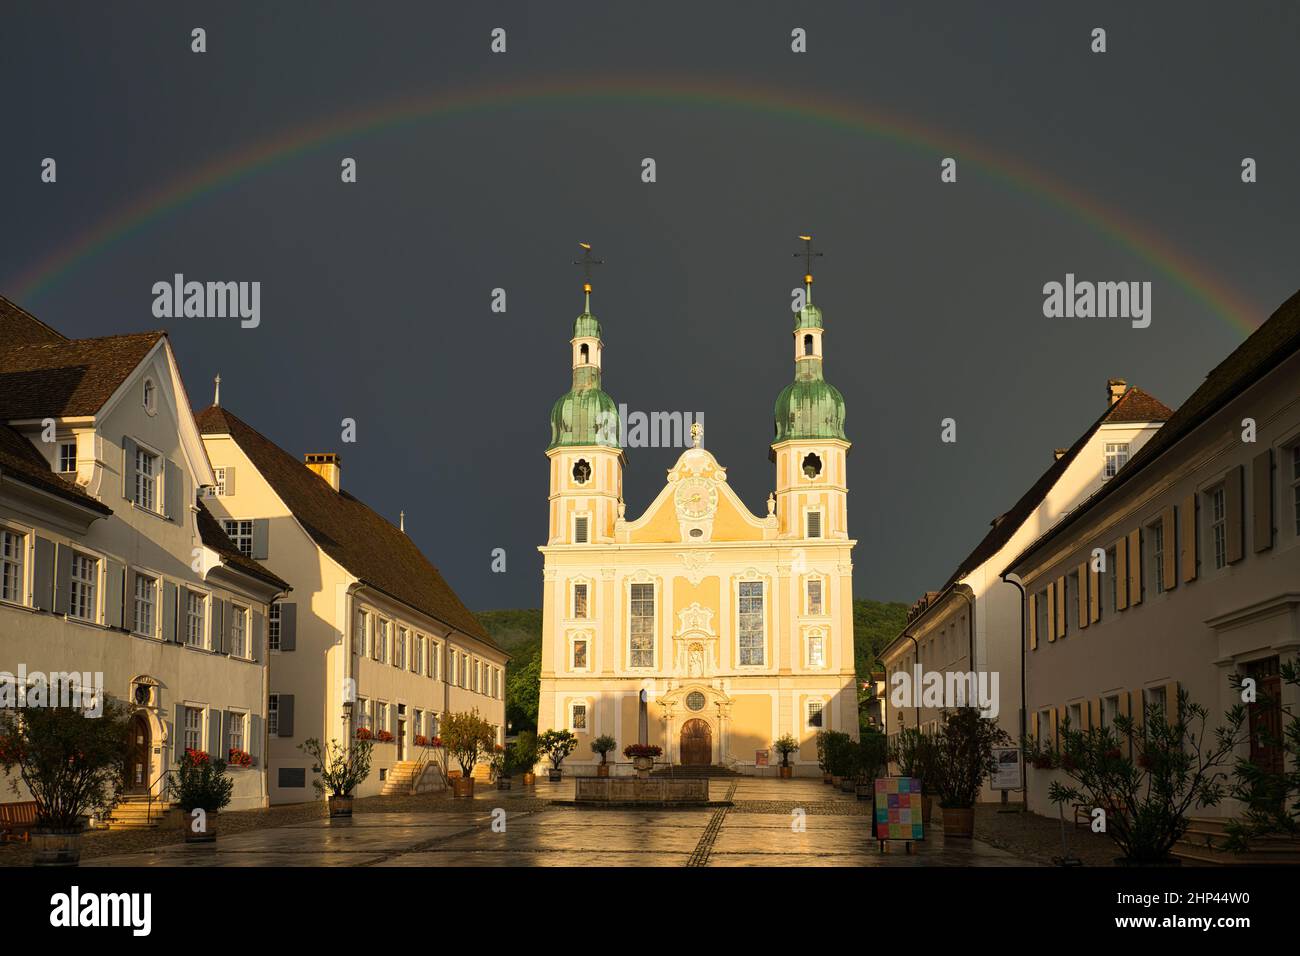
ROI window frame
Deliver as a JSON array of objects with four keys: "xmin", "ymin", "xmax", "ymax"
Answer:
[
  {"xmin": 229, "ymin": 604, "xmax": 248, "ymax": 658},
  {"xmin": 805, "ymin": 508, "xmax": 823, "ymax": 539},
  {"xmin": 805, "ymin": 576, "xmax": 824, "ymax": 617},
  {"xmin": 806, "ymin": 698, "xmax": 825, "ymax": 730},
  {"xmin": 222, "ymin": 519, "xmax": 254, "ymax": 558},
  {"xmin": 571, "ymin": 634, "xmax": 589, "ymax": 671},
  {"xmin": 628, "ymin": 581, "xmax": 656, "ymax": 669},
  {"xmin": 268, "ymin": 694, "xmax": 280, "ymax": 737},
  {"xmin": 131, "ymin": 571, "xmax": 158, "ymax": 637},
  {"xmin": 267, "ymin": 602, "xmax": 281, "ymax": 651},
  {"xmin": 1103, "ymin": 441, "xmax": 1130, "ymax": 480},
  {"xmin": 806, "ymin": 628, "xmax": 826, "ymax": 669},
  {"xmin": 1208, "ymin": 485, "xmax": 1228, "ymax": 570},
  {"xmin": 68, "ymin": 551, "xmax": 99, "ymax": 623},
  {"xmin": 0, "ymin": 527, "xmax": 26, "ymax": 606},
  {"xmin": 570, "ymin": 701, "xmax": 588, "ymax": 732},
  {"xmin": 57, "ymin": 441, "xmax": 77, "ymax": 474},
  {"xmin": 572, "ymin": 581, "xmax": 589, "ymax": 619},
  {"xmin": 132, "ymin": 442, "xmax": 162, "ymax": 514},
  {"xmin": 737, "ymin": 579, "xmax": 766, "ymax": 667},
  {"xmin": 184, "ymin": 589, "xmax": 207, "ymax": 648}
]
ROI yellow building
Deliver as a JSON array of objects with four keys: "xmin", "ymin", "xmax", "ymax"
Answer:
[{"xmin": 537, "ymin": 250, "xmax": 859, "ymax": 775}]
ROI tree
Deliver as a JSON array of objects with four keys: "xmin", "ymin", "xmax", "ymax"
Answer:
[
  {"xmin": 300, "ymin": 737, "xmax": 374, "ymax": 798},
  {"xmin": 1023, "ymin": 688, "xmax": 1246, "ymax": 863},
  {"xmin": 170, "ymin": 748, "xmax": 234, "ymax": 813},
  {"xmin": 933, "ymin": 707, "xmax": 1010, "ymax": 810},
  {"xmin": 442, "ymin": 710, "xmax": 497, "ymax": 776},
  {"xmin": 0, "ymin": 698, "xmax": 132, "ymax": 830},
  {"xmin": 590, "ymin": 734, "xmax": 617, "ymax": 765},
  {"xmin": 1225, "ymin": 659, "xmax": 1300, "ymax": 852},
  {"xmin": 773, "ymin": 734, "xmax": 799, "ymax": 768},
  {"xmin": 537, "ymin": 729, "xmax": 578, "ymax": 770}
]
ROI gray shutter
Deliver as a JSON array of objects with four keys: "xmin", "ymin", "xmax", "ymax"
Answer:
[
  {"xmin": 277, "ymin": 694, "xmax": 294, "ymax": 738},
  {"xmin": 122, "ymin": 437, "xmax": 137, "ymax": 502},
  {"xmin": 104, "ymin": 559, "xmax": 124, "ymax": 629},
  {"xmin": 222, "ymin": 711, "xmax": 232, "ymax": 759},
  {"xmin": 212, "ymin": 599, "xmax": 225, "ymax": 653},
  {"xmin": 280, "ymin": 602, "xmax": 296, "ymax": 651},
  {"xmin": 164, "ymin": 458, "xmax": 182, "ymax": 523},
  {"xmin": 53, "ymin": 543, "xmax": 72, "ymax": 615},
  {"xmin": 33, "ymin": 536, "xmax": 55, "ymax": 611},
  {"xmin": 162, "ymin": 581, "xmax": 177, "ymax": 643},
  {"xmin": 249, "ymin": 714, "xmax": 262, "ymax": 767},
  {"xmin": 223, "ymin": 466, "xmax": 236, "ymax": 496},
  {"xmin": 1252, "ymin": 448, "xmax": 1274, "ymax": 553},
  {"xmin": 174, "ymin": 703, "xmax": 187, "ymax": 763},
  {"xmin": 251, "ymin": 519, "xmax": 269, "ymax": 560},
  {"xmin": 207, "ymin": 708, "xmax": 221, "ymax": 760},
  {"xmin": 251, "ymin": 608, "xmax": 264, "ymax": 662},
  {"xmin": 1225, "ymin": 464, "xmax": 1245, "ymax": 564}
]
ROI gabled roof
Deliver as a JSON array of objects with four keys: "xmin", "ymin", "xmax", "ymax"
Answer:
[
  {"xmin": 1005, "ymin": 287, "xmax": 1300, "ymax": 573},
  {"xmin": 0, "ymin": 330, "xmax": 165, "ymax": 420},
  {"xmin": 0, "ymin": 424, "xmax": 111, "ymax": 515},
  {"xmin": 0, "ymin": 295, "xmax": 68, "ymax": 345},
  {"xmin": 195, "ymin": 498, "xmax": 291, "ymax": 591},
  {"xmin": 942, "ymin": 385, "xmax": 1172, "ymax": 587},
  {"xmin": 195, "ymin": 405, "xmax": 495, "ymax": 648}
]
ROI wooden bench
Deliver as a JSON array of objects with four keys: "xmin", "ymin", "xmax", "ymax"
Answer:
[{"xmin": 0, "ymin": 801, "xmax": 38, "ymax": 843}]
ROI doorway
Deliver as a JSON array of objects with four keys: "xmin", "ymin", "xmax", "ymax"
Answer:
[
  {"xmin": 397, "ymin": 717, "xmax": 407, "ymax": 761},
  {"xmin": 126, "ymin": 713, "xmax": 151, "ymax": 793},
  {"xmin": 680, "ymin": 718, "xmax": 712, "ymax": 766}
]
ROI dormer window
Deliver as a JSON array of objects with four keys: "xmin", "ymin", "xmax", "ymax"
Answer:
[
  {"xmin": 142, "ymin": 378, "xmax": 157, "ymax": 415},
  {"xmin": 58, "ymin": 441, "xmax": 77, "ymax": 473},
  {"xmin": 1104, "ymin": 442, "xmax": 1130, "ymax": 479}
]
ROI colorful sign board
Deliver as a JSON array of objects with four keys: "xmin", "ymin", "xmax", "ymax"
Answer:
[
  {"xmin": 874, "ymin": 776, "xmax": 924, "ymax": 842},
  {"xmin": 754, "ymin": 749, "xmax": 770, "ymax": 767}
]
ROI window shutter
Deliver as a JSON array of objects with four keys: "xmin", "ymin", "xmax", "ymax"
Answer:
[
  {"xmin": 1127, "ymin": 529, "xmax": 1142, "ymax": 605},
  {"xmin": 252, "ymin": 519, "xmax": 269, "ymax": 560},
  {"xmin": 53, "ymin": 543, "xmax": 72, "ymax": 615},
  {"xmin": 122, "ymin": 437, "xmax": 137, "ymax": 501},
  {"xmin": 224, "ymin": 466, "xmax": 236, "ymax": 496},
  {"xmin": 573, "ymin": 515, "xmax": 588, "ymax": 544},
  {"xmin": 1115, "ymin": 537, "xmax": 1129, "ymax": 610},
  {"xmin": 1179, "ymin": 493, "xmax": 1198, "ymax": 583},
  {"xmin": 162, "ymin": 581, "xmax": 177, "ymax": 643},
  {"xmin": 1130, "ymin": 690, "xmax": 1145, "ymax": 737},
  {"xmin": 807, "ymin": 511, "xmax": 822, "ymax": 538},
  {"xmin": 251, "ymin": 608, "xmax": 264, "ymax": 663},
  {"xmin": 33, "ymin": 536, "xmax": 56, "ymax": 611},
  {"xmin": 1082, "ymin": 700, "xmax": 1093, "ymax": 731},
  {"xmin": 249, "ymin": 714, "xmax": 262, "ymax": 767},
  {"xmin": 1049, "ymin": 707, "xmax": 1059, "ymax": 747},
  {"xmin": 104, "ymin": 558, "xmax": 124, "ymax": 629},
  {"xmin": 1163, "ymin": 681, "xmax": 1179, "ymax": 727},
  {"xmin": 1029, "ymin": 711, "xmax": 1039, "ymax": 742},
  {"xmin": 1076, "ymin": 562, "xmax": 1088, "ymax": 629},
  {"xmin": 277, "ymin": 694, "xmax": 294, "ymax": 737},
  {"xmin": 1053, "ymin": 576, "xmax": 1066, "ymax": 637},
  {"xmin": 1088, "ymin": 564, "xmax": 1100, "ymax": 624},
  {"xmin": 1093, "ymin": 697, "xmax": 1104, "ymax": 731},
  {"xmin": 206, "ymin": 708, "xmax": 221, "ymax": 759},
  {"xmin": 212, "ymin": 599, "xmax": 226, "ymax": 653},
  {"xmin": 222, "ymin": 711, "xmax": 232, "ymax": 758},
  {"xmin": 1027, "ymin": 592, "xmax": 1037, "ymax": 650},
  {"xmin": 280, "ymin": 603, "xmax": 296, "ymax": 651},
  {"xmin": 1045, "ymin": 581, "xmax": 1057, "ymax": 642},
  {"xmin": 1161, "ymin": 505, "xmax": 1178, "ymax": 591},
  {"xmin": 174, "ymin": 703, "xmax": 187, "ymax": 763},
  {"xmin": 1225, "ymin": 464, "xmax": 1245, "ymax": 563},
  {"xmin": 1252, "ymin": 449, "xmax": 1274, "ymax": 553},
  {"xmin": 164, "ymin": 458, "xmax": 182, "ymax": 523}
]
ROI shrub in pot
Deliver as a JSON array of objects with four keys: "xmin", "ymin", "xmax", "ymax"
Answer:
[
  {"xmin": 815, "ymin": 730, "xmax": 833, "ymax": 783},
  {"xmin": 538, "ymin": 729, "xmax": 578, "ymax": 781},
  {"xmin": 856, "ymin": 730, "xmax": 889, "ymax": 799},
  {"xmin": 932, "ymin": 708, "xmax": 1010, "ymax": 838},
  {"xmin": 300, "ymin": 736, "xmax": 373, "ymax": 819},
  {"xmin": 591, "ymin": 735, "xmax": 617, "ymax": 777},
  {"xmin": 773, "ymin": 734, "xmax": 798, "ymax": 779},
  {"xmin": 819, "ymin": 730, "xmax": 853, "ymax": 785},
  {"xmin": 890, "ymin": 728, "xmax": 940, "ymax": 824},
  {"xmin": 0, "ymin": 698, "xmax": 132, "ymax": 866},
  {"xmin": 442, "ymin": 710, "xmax": 497, "ymax": 798},
  {"xmin": 170, "ymin": 748, "xmax": 234, "ymax": 843},
  {"xmin": 512, "ymin": 731, "xmax": 538, "ymax": 786}
]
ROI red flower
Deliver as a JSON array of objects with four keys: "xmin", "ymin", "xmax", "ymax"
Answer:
[
  {"xmin": 414, "ymin": 735, "xmax": 429, "ymax": 747},
  {"xmin": 430, "ymin": 736, "xmax": 443, "ymax": 748},
  {"xmin": 376, "ymin": 730, "xmax": 394, "ymax": 743},
  {"xmin": 623, "ymin": 744, "xmax": 663, "ymax": 759},
  {"xmin": 355, "ymin": 727, "xmax": 373, "ymax": 740}
]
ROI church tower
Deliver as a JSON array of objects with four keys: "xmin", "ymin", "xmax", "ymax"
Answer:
[
  {"xmin": 546, "ymin": 244, "xmax": 624, "ymax": 545},
  {"xmin": 771, "ymin": 236, "xmax": 849, "ymax": 540}
]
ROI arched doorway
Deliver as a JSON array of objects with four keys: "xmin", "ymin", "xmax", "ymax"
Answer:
[
  {"xmin": 680, "ymin": 718, "xmax": 712, "ymax": 766},
  {"xmin": 126, "ymin": 713, "xmax": 151, "ymax": 793}
]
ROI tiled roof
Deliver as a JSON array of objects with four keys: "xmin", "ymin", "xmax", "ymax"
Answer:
[
  {"xmin": 941, "ymin": 385, "xmax": 1172, "ymax": 588},
  {"xmin": 195, "ymin": 499, "xmax": 291, "ymax": 591},
  {"xmin": 0, "ymin": 295, "xmax": 68, "ymax": 345},
  {"xmin": 195, "ymin": 405, "xmax": 495, "ymax": 648},
  {"xmin": 1005, "ymin": 287, "xmax": 1300, "ymax": 573},
  {"xmin": 0, "ymin": 330, "xmax": 165, "ymax": 420},
  {"xmin": 0, "ymin": 424, "xmax": 111, "ymax": 515}
]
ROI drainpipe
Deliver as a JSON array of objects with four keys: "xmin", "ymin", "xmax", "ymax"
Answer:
[
  {"xmin": 1001, "ymin": 571, "xmax": 1028, "ymax": 813},
  {"xmin": 903, "ymin": 633, "xmax": 921, "ymax": 729},
  {"xmin": 956, "ymin": 585, "xmax": 976, "ymax": 686}
]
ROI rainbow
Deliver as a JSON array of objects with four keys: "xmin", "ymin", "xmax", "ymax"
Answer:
[{"xmin": 6, "ymin": 77, "xmax": 1262, "ymax": 334}]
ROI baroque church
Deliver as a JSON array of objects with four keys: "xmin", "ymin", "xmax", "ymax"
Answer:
[{"xmin": 537, "ymin": 243, "xmax": 859, "ymax": 774}]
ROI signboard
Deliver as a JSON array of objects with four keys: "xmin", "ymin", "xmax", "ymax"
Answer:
[
  {"xmin": 873, "ymin": 776, "xmax": 924, "ymax": 842},
  {"xmin": 754, "ymin": 749, "xmax": 769, "ymax": 767},
  {"xmin": 991, "ymin": 747, "xmax": 1022, "ymax": 790}
]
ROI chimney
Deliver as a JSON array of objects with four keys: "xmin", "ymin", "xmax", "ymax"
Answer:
[
  {"xmin": 1107, "ymin": 378, "xmax": 1127, "ymax": 407},
  {"xmin": 304, "ymin": 453, "xmax": 341, "ymax": 491},
  {"xmin": 1053, "ymin": 447, "xmax": 1068, "ymax": 461}
]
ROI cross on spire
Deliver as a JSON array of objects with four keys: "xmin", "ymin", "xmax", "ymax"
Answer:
[
  {"xmin": 794, "ymin": 234, "xmax": 823, "ymax": 287},
  {"xmin": 572, "ymin": 242, "xmax": 605, "ymax": 298}
]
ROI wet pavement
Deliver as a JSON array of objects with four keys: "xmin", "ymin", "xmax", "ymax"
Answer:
[{"xmin": 84, "ymin": 777, "xmax": 1033, "ymax": 867}]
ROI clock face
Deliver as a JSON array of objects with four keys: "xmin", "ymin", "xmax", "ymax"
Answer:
[{"xmin": 676, "ymin": 478, "xmax": 717, "ymax": 519}]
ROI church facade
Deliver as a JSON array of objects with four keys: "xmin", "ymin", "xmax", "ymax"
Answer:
[{"xmin": 537, "ymin": 251, "xmax": 859, "ymax": 775}]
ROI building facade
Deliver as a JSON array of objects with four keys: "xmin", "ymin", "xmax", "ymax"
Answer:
[
  {"xmin": 1007, "ymin": 289, "xmax": 1300, "ymax": 820},
  {"xmin": 0, "ymin": 298, "xmax": 288, "ymax": 814},
  {"xmin": 197, "ymin": 404, "xmax": 506, "ymax": 803},
  {"xmin": 537, "ymin": 261, "xmax": 859, "ymax": 775}
]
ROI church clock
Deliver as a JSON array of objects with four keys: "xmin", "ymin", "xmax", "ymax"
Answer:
[{"xmin": 674, "ymin": 476, "xmax": 718, "ymax": 540}]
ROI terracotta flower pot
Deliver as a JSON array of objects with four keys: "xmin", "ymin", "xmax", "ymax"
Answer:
[
  {"xmin": 328, "ymin": 795, "xmax": 354, "ymax": 819},
  {"xmin": 548, "ymin": 768, "xmax": 562, "ymax": 782},
  {"xmin": 32, "ymin": 829, "xmax": 82, "ymax": 867},
  {"xmin": 184, "ymin": 810, "xmax": 219, "ymax": 843},
  {"xmin": 452, "ymin": 777, "xmax": 475, "ymax": 798},
  {"xmin": 779, "ymin": 766, "xmax": 793, "ymax": 779},
  {"xmin": 521, "ymin": 772, "xmax": 536, "ymax": 787},
  {"xmin": 942, "ymin": 806, "xmax": 974, "ymax": 838},
  {"xmin": 596, "ymin": 763, "xmax": 610, "ymax": 777}
]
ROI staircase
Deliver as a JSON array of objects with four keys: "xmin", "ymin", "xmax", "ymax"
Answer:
[
  {"xmin": 106, "ymin": 795, "xmax": 170, "ymax": 830},
  {"xmin": 650, "ymin": 765, "xmax": 743, "ymax": 778},
  {"xmin": 381, "ymin": 760, "xmax": 446, "ymax": 796},
  {"xmin": 1172, "ymin": 816, "xmax": 1300, "ymax": 866}
]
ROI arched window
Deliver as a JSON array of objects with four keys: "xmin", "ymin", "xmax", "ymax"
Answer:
[
  {"xmin": 803, "ymin": 334, "xmax": 814, "ymax": 356},
  {"xmin": 579, "ymin": 343, "xmax": 590, "ymax": 364}
]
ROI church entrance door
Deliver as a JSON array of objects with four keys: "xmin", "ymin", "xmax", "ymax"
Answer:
[{"xmin": 680, "ymin": 719, "xmax": 711, "ymax": 766}]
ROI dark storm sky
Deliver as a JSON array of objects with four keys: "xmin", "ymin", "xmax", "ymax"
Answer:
[{"xmin": 4, "ymin": 2, "xmax": 1298, "ymax": 612}]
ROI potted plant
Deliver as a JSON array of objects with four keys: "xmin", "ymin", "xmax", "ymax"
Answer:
[
  {"xmin": 0, "ymin": 699, "xmax": 132, "ymax": 866},
  {"xmin": 489, "ymin": 744, "xmax": 512, "ymax": 790},
  {"xmin": 442, "ymin": 711, "xmax": 497, "ymax": 797},
  {"xmin": 300, "ymin": 736, "xmax": 374, "ymax": 820},
  {"xmin": 538, "ymin": 729, "xmax": 578, "ymax": 782},
  {"xmin": 820, "ymin": 730, "xmax": 852, "ymax": 786},
  {"xmin": 773, "ymin": 734, "xmax": 799, "ymax": 779},
  {"xmin": 513, "ymin": 731, "xmax": 538, "ymax": 787},
  {"xmin": 891, "ymin": 728, "xmax": 939, "ymax": 825},
  {"xmin": 624, "ymin": 744, "xmax": 663, "ymax": 778},
  {"xmin": 171, "ymin": 748, "xmax": 234, "ymax": 843},
  {"xmin": 816, "ymin": 730, "xmax": 833, "ymax": 784},
  {"xmin": 591, "ymin": 735, "xmax": 617, "ymax": 777},
  {"xmin": 932, "ymin": 708, "xmax": 1010, "ymax": 838},
  {"xmin": 839, "ymin": 740, "xmax": 860, "ymax": 792},
  {"xmin": 375, "ymin": 729, "xmax": 394, "ymax": 744},
  {"xmin": 855, "ymin": 731, "xmax": 889, "ymax": 800}
]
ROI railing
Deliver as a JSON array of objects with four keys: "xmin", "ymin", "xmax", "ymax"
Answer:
[
  {"xmin": 145, "ymin": 767, "xmax": 174, "ymax": 823},
  {"xmin": 406, "ymin": 745, "xmax": 449, "ymax": 794}
]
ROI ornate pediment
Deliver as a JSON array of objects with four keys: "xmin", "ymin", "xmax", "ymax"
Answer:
[
  {"xmin": 676, "ymin": 551, "xmax": 714, "ymax": 586},
  {"xmin": 676, "ymin": 601, "xmax": 715, "ymax": 636}
]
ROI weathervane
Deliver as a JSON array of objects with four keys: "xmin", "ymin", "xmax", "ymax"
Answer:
[
  {"xmin": 572, "ymin": 242, "xmax": 605, "ymax": 296},
  {"xmin": 794, "ymin": 234, "xmax": 823, "ymax": 286}
]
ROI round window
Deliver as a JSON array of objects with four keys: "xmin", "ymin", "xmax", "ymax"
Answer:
[{"xmin": 686, "ymin": 691, "xmax": 706, "ymax": 712}]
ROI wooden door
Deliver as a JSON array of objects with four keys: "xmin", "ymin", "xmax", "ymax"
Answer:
[
  {"xmin": 680, "ymin": 718, "xmax": 712, "ymax": 766},
  {"xmin": 126, "ymin": 714, "xmax": 150, "ymax": 793},
  {"xmin": 1246, "ymin": 657, "xmax": 1284, "ymax": 776},
  {"xmin": 397, "ymin": 719, "xmax": 407, "ymax": 761}
]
